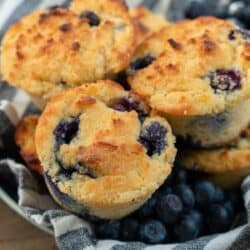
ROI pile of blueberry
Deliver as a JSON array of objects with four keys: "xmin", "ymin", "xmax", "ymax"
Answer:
[
  {"xmin": 95, "ymin": 167, "xmax": 246, "ymax": 244},
  {"xmin": 185, "ymin": 0, "xmax": 250, "ymax": 29}
]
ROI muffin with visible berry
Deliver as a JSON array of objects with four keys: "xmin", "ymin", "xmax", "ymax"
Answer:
[
  {"xmin": 129, "ymin": 6, "xmax": 169, "ymax": 46},
  {"xmin": 15, "ymin": 115, "xmax": 43, "ymax": 174},
  {"xmin": 179, "ymin": 126, "xmax": 250, "ymax": 189},
  {"xmin": 1, "ymin": 1, "xmax": 136, "ymax": 109},
  {"xmin": 35, "ymin": 80, "xmax": 176, "ymax": 219},
  {"xmin": 127, "ymin": 17, "xmax": 250, "ymax": 148}
]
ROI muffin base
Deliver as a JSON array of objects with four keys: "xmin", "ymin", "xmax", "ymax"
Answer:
[{"xmin": 167, "ymin": 99, "xmax": 250, "ymax": 148}]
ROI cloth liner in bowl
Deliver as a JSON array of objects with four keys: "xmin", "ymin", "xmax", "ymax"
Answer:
[{"xmin": 1, "ymin": 0, "xmax": 250, "ymax": 249}]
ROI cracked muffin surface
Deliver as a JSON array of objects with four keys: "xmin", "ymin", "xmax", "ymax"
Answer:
[
  {"xmin": 35, "ymin": 80, "xmax": 176, "ymax": 219},
  {"xmin": 15, "ymin": 115, "xmax": 43, "ymax": 174},
  {"xmin": 129, "ymin": 6, "xmax": 169, "ymax": 46},
  {"xmin": 128, "ymin": 17, "xmax": 250, "ymax": 116},
  {"xmin": 1, "ymin": 2, "xmax": 135, "ymax": 103}
]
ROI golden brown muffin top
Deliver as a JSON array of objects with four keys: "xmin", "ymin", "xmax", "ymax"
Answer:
[
  {"xmin": 35, "ymin": 80, "xmax": 176, "ymax": 208},
  {"xmin": 128, "ymin": 17, "xmax": 250, "ymax": 116},
  {"xmin": 15, "ymin": 115, "xmax": 43, "ymax": 174},
  {"xmin": 129, "ymin": 6, "xmax": 169, "ymax": 46},
  {"xmin": 1, "ymin": 2, "xmax": 135, "ymax": 100}
]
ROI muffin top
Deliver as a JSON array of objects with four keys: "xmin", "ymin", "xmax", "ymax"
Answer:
[
  {"xmin": 1, "ymin": 2, "xmax": 135, "ymax": 100},
  {"xmin": 179, "ymin": 126, "xmax": 250, "ymax": 174},
  {"xmin": 15, "ymin": 115, "xmax": 43, "ymax": 174},
  {"xmin": 35, "ymin": 80, "xmax": 176, "ymax": 209},
  {"xmin": 129, "ymin": 6, "xmax": 169, "ymax": 46},
  {"xmin": 128, "ymin": 17, "xmax": 250, "ymax": 116}
]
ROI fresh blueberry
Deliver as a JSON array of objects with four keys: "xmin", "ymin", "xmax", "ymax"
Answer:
[
  {"xmin": 207, "ymin": 204, "xmax": 230, "ymax": 233},
  {"xmin": 174, "ymin": 167, "xmax": 188, "ymax": 184},
  {"xmin": 173, "ymin": 216, "xmax": 200, "ymax": 242},
  {"xmin": 184, "ymin": 209, "xmax": 204, "ymax": 229},
  {"xmin": 157, "ymin": 185, "xmax": 173, "ymax": 197},
  {"xmin": 209, "ymin": 69, "xmax": 242, "ymax": 93},
  {"xmin": 194, "ymin": 181, "xmax": 216, "ymax": 207},
  {"xmin": 54, "ymin": 117, "xmax": 79, "ymax": 148},
  {"xmin": 214, "ymin": 186, "xmax": 225, "ymax": 203},
  {"xmin": 156, "ymin": 194, "xmax": 183, "ymax": 224},
  {"xmin": 110, "ymin": 97, "xmax": 147, "ymax": 122},
  {"xmin": 129, "ymin": 54, "xmax": 156, "ymax": 72},
  {"xmin": 185, "ymin": 1, "xmax": 208, "ymax": 19},
  {"xmin": 227, "ymin": 190, "xmax": 243, "ymax": 211},
  {"xmin": 173, "ymin": 184, "xmax": 195, "ymax": 211},
  {"xmin": 120, "ymin": 218, "xmax": 139, "ymax": 241},
  {"xmin": 228, "ymin": 1, "xmax": 245, "ymax": 19},
  {"xmin": 135, "ymin": 196, "xmax": 157, "ymax": 219},
  {"xmin": 243, "ymin": 6, "xmax": 250, "ymax": 26},
  {"xmin": 139, "ymin": 122, "xmax": 168, "ymax": 157},
  {"xmin": 139, "ymin": 219, "xmax": 168, "ymax": 244},
  {"xmin": 224, "ymin": 200, "xmax": 235, "ymax": 219},
  {"xmin": 79, "ymin": 10, "xmax": 100, "ymax": 26},
  {"xmin": 96, "ymin": 221, "xmax": 120, "ymax": 239}
]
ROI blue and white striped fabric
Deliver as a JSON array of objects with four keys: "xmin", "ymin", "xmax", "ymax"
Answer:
[{"xmin": 0, "ymin": 0, "xmax": 250, "ymax": 250}]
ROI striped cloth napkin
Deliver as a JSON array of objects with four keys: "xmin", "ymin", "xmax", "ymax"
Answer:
[{"xmin": 0, "ymin": 0, "xmax": 250, "ymax": 249}]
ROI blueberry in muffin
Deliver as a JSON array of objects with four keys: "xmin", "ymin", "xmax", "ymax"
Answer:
[
  {"xmin": 178, "ymin": 125, "xmax": 250, "ymax": 189},
  {"xmin": 35, "ymin": 80, "xmax": 176, "ymax": 219},
  {"xmin": 1, "ymin": 1, "xmax": 136, "ymax": 109},
  {"xmin": 128, "ymin": 17, "xmax": 250, "ymax": 148},
  {"xmin": 15, "ymin": 115, "xmax": 43, "ymax": 174}
]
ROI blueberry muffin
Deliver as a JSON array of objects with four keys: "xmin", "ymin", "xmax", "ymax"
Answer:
[
  {"xmin": 178, "ymin": 126, "xmax": 250, "ymax": 189},
  {"xmin": 35, "ymin": 80, "xmax": 176, "ymax": 219},
  {"xmin": 127, "ymin": 17, "xmax": 250, "ymax": 148},
  {"xmin": 129, "ymin": 6, "xmax": 169, "ymax": 46},
  {"xmin": 1, "ymin": 2, "xmax": 135, "ymax": 109},
  {"xmin": 15, "ymin": 115, "xmax": 43, "ymax": 174}
]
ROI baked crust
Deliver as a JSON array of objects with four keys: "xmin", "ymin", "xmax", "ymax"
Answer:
[
  {"xmin": 35, "ymin": 80, "xmax": 176, "ymax": 219},
  {"xmin": 1, "ymin": 2, "xmax": 135, "ymax": 101},
  {"xmin": 128, "ymin": 17, "xmax": 250, "ymax": 116}
]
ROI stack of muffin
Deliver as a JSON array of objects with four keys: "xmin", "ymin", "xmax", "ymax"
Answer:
[{"xmin": 2, "ymin": 0, "xmax": 250, "ymax": 220}]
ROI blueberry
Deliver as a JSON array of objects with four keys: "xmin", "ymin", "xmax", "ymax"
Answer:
[
  {"xmin": 228, "ymin": 28, "xmax": 250, "ymax": 40},
  {"xmin": 110, "ymin": 97, "xmax": 147, "ymax": 122},
  {"xmin": 129, "ymin": 54, "xmax": 156, "ymax": 72},
  {"xmin": 194, "ymin": 181, "xmax": 216, "ymax": 207},
  {"xmin": 139, "ymin": 219, "xmax": 168, "ymax": 244},
  {"xmin": 96, "ymin": 221, "xmax": 120, "ymax": 239},
  {"xmin": 224, "ymin": 201, "xmax": 235, "ymax": 219},
  {"xmin": 139, "ymin": 122, "xmax": 168, "ymax": 157},
  {"xmin": 120, "ymin": 218, "xmax": 139, "ymax": 241},
  {"xmin": 173, "ymin": 216, "xmax": 200, "ymax": 242},
  {"xmin": 214, "ymin": 186, "xmax": 225, "ymax": 203},
  {"xmin": 207, "ymin": 204, "xmax": 230, "ymax": 233},
  {"xmin": 184, "ymin": 209, "xmax": 204, "ymax": 229},
  {"xmin": 135, "ymin": 196, "xmax": 157, "ymax": 219},
  {"xmin": 173, "ymin": 184, "xmax": 195, "ymax": 211},
  {"xmin": 209, "ymin": 69, "xmax": 242, "ymax": 93},
  {"xmin": 156, "ymin": 194, "xmax": 183, "ymax": 224},
  {"xmin": 79, "ymin": 10, "xmax": 100, "ymax": 26},
  {"xmin": 227, "ymin": 190, "xmax": 243, "ymax": 211},
  {"xmin": 54, "ymin": 117, "xmax": 79, "ymax": 148},
  {"xmin": 228, "ymin": 1, "xmax": 245, "ymax": 19},
  {"xmin": 174, "ymin": 167, "xmax": 188, "ymax": 184},
  {"xmin": 185, "ymin": 1, "xmax": 208, "ymax": 19},
  {"xmin": 157, "ymin": 185, "xmax": 173, "ymax": 197}
]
